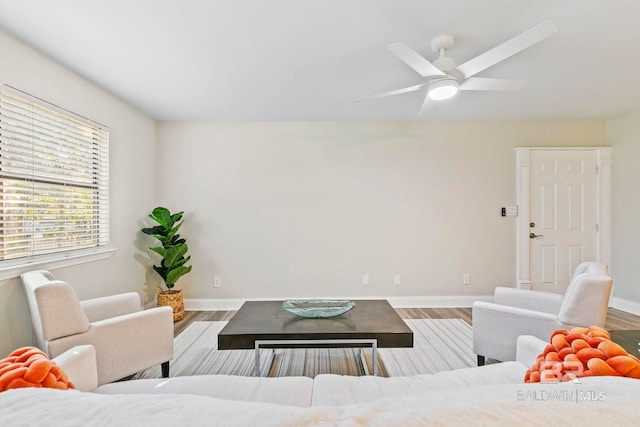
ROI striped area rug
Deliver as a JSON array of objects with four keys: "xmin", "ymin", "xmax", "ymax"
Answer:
[
  {"xmin": 373, "ymin": 318, "xmax": 476, "ymax": 376},
  {"xmin": 131, "ymin": 318, "xmax": 475, "ymax": 379}
]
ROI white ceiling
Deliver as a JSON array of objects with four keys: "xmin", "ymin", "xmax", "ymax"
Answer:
[{"xmin": 1, "ymin": 0, "xmax": 639, "ymax": 121}]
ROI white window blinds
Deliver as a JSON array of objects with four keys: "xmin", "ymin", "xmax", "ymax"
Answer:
[{"xmin": 0, "ymin": 86, "xmax": 109, "ymax": 262}]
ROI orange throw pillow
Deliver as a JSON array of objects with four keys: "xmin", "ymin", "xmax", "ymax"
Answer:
[
  {"xmin": 0, "ymin": 347, "xmax": 75, "ymax": 391},
  {"xmin": 524, "ymin": 326, "xmax": 640, "ymax": 383}
]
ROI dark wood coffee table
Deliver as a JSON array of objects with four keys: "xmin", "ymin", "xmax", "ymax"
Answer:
[
  {"xmin": 218, "ymin": 299, "xmax": 413, "ymax": 376},
  {"xmin": 610, "ymin": 330, "xmax": 640, "ymax": 357}
]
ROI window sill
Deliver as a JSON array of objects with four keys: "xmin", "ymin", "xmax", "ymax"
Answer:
[{"xmin": 0, "ymin": 247, "xmax": 117, "ymax": 281}]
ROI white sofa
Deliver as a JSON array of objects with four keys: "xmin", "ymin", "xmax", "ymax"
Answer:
[{"xmin": 2, "ymin": 337, "xmax": 640, "ymax": 426}]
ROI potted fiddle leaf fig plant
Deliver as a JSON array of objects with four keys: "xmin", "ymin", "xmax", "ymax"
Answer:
[{"xmin": 142, "ymin": 206, "xmax": 192, "ymax": 321}]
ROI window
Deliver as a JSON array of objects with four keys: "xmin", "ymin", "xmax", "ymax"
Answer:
[{"xmin": 0, "ymin": 86, "xmax": 109, "ymax": 264}]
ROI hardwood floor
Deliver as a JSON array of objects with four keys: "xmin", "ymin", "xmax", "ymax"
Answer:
[{"xmin": 173, "ymin": 306, "xmax": 640, "ymax": 337}]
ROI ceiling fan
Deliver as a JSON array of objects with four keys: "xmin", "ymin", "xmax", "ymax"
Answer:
[{"xmin": 355, "ymin": 21, "xmax": 558, "ymax": 114}]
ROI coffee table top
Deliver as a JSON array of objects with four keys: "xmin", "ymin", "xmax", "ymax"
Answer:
[
  {"xmin": 610, "ymin": 329, "xmax": 640, "ymax": 357},
  {"xmin": 218, "ymin": 300, "xmax": 413, "ymax": 350}
]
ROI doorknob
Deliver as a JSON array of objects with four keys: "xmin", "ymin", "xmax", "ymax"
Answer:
[{"xmin": 529, "ymin": 232, "xmax": 544, "ymax": 239}]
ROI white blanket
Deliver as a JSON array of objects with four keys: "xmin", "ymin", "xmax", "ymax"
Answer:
[{"xmin": 1, "ymin": 377, "xmax": 639, "ymax": 426}]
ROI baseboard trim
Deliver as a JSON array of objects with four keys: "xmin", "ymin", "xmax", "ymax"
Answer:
[
  {"xmin": 387, "ymin": 295, "xmax": 493, "ymax": 308},
  {"xmin": 184, "ymin": 295, "xmax": 493, "ymax": 311},
  {"xmin": 184, "ymin": 298, "xmax": 246, "ymax": 311},
  {"xmin": 610, "ymin": 297, "xmax": 640, "ymax": 316}
]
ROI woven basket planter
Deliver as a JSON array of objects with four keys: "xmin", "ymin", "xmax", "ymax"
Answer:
[{"xmin": 157, "ymin": 289, "xmax": 184, "ymax": 322}]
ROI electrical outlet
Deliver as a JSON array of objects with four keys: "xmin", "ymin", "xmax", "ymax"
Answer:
[
  {"xmin": 463, "ymin": 274, "xmax": 471, "ymax": 285},
  {"xmin": 362, "ymin": 274, "xmax": 370, "ymax": 286},
  {"xmin": 213, "ymin": 276, "xmax": 221, "ymax": 288},
  {"xmin": 393, "ymin": 274, "xmax": 401, "ymax": 286}
]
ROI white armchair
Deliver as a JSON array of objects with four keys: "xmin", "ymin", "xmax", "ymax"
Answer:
[
  {"xmin": 21, "ymin": 270, "xmax": 174, "ymax": 385},
  {"xmin": 472, "ymin": 262, "xmax": 613, "ymax": 365}
]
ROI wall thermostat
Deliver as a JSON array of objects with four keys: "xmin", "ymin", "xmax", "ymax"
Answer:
[{"xmin": 501, "ymin": 206, "xmax": 518, "ymax": 217}]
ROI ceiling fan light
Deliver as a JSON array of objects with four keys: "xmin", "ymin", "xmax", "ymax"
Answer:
[{"xmin": 428, "ymin": 79, "xmax": 459, "ymax": 100}]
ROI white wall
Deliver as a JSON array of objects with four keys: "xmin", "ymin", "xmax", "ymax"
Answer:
[
  {"xmin": 158, "ymin": 121, "xmax": 607, "ymax": 306},
  {"xmin": 608, "ymin": 111, "xmax": 640, "ymax": 304},
  {"xmin": 0, "ymin": 31, "xmax": 157, "ymax": 356}
]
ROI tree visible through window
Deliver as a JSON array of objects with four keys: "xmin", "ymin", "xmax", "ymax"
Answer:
[{"xmin": 0, "ymin": 86, "xmax": 109, "ymax": 262}]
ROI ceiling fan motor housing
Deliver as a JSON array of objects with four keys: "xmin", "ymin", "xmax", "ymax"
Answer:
[
  {"xmin": 431, "ymin": 35, "xmax": 454, "ymax": 52},
  {"xmin": 432, "ymin": 35, "xmax": 457, "ymax": 72}
]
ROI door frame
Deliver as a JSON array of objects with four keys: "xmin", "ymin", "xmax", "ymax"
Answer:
[{"xmin": 515, "ymin": 147, "xmax": 612, "ymax": 290}]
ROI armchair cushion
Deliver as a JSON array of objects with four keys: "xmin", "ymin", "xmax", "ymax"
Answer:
[
  {"xmin": 22, "ymin": 270, "xmax": 88, "ymax": 350},
  {"xmin": 570, "ymin": 261, "xmax": 608, "ymax": 282},
  {"xmin": 558, "ymin": 274, "xmax": 613, "ymax": 327},
  {"xmin": 35, "ymin": 282, "xmax": 89, "ymax": 342}
]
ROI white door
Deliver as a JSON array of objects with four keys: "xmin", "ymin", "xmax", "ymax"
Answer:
[{"xmin": 528, "ymin": 150, "xmax": 597, "ymax": 292}]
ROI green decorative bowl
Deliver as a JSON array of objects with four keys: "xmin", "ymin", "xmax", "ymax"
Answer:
[{"xmin": 283, "ymin": 299, "xmax": 356, "ymax": 318}]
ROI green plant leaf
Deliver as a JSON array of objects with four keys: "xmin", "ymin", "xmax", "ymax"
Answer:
[
  {"xmin": 152, "ymin": 264, "xmax": 168, "ymax": 281},
  {"xmin": 141, "ymin": 225, "xmax": 167, "ymax": 237},
  {"xmin": 166, "ymin": 265, "xmax": 192, "ymax": 287},
  {"xmin": 171, "ymin": 255, "xmax": 190, "ymax": 268},
  {"xmin": 150, "ymin": 246, "xmax": 166, "ymax": 257},
  {"xmin": 149, "ymin": 207, "xmax": 171, "ymax": 228},
  {"xmin": 169, "ymin": 220, "xmax": 183, "ymax": 236},
  {"xmin": 170, "ymin": 211, "xmax": 184, "ymax": 223},
  {"xmin": 163, "ymin": 244, "xmax": 189, "ymax": 268},
  {"xmin": 172, "ymin": 237, "xmax": 186, "ymax": 246},
  {"xmin": 156, "ymin": 235, "xmax": 174, "ymax": 245}
]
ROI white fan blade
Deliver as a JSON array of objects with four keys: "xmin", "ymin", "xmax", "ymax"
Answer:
[
  {"xmin": 418, "ymin": 94, "xmax": 434, "ymax": 116},
  {"xmin": 353, "ymin": 83, "xmax": 425, "ymax": 102},
  {"xmin": 387, "ymin": 42, "xmax": 445, "ymax": 77},
  {"xmin": 459, "ymin": 77, "xmax": 527, "ymax": 91},
  {"xmin": 457, "ymin": 21, "xmax": 558, "ymax": 79}
]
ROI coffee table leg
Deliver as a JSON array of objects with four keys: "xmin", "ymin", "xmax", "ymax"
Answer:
[
  {"xmin": 372, "ymin": 341, "xmax": 377, "ymax": 376},
  {"xmin": 255, "ymin": 343, "xmax": 261, "ymax": 377},
  {"xmin": 255, "ymin": 339, "xmax": 378, "ymax": 376}
]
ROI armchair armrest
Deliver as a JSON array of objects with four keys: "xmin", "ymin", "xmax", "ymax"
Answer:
[
  {"xmin": 516, "ymin": 335, "xmax": 547, "ymax": 367},
  {"xmin": 53, "ymin": 345, "xmax": 98, "ymax": 392},
  {"xmin": 81, "ymin": 292, "xmax": 141, "ymax": 322},
  {"xmin": 472, "ymin": 301, "xmax": 562, "ymax": 362},
  {"xmin": 48, "ymin": 306, "xmax": 174, "ymax": 385},
  {"xmin": 494, "ymin": 287, "xmax": 563, "ymax": 314}
]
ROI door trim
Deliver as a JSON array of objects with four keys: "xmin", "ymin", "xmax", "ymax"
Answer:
[{"xmin": 515, "ymin": 147, "xmax": 612, "ymax": 290}]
